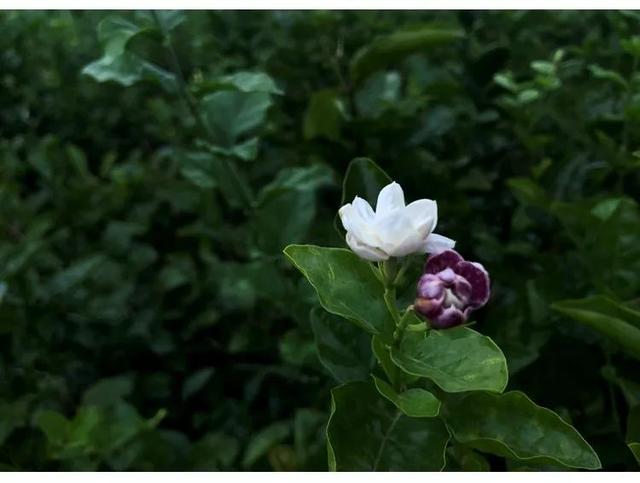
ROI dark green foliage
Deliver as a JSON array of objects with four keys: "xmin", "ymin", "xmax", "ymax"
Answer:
[{"xmin": 1, "ymin": 10, "xmax": 640, "ymax": 470}]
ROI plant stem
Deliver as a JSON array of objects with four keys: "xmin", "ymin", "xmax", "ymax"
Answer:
[
  {"xmin": 383, "ymin": 287, "xmax": 400, "ymax": 325},
  {"xmin": 151, "ymin": 11, "xmax": 254, "ymax": 212},
  {"xmin": 392, "ymin": 258, "xmax": 412, "ymax": 286},
  {"xmin": 393, "ymin": 310, "xmax": 412, "ymax": 346},
  {"xmin": 151, "ymin": 11, "xmax": 208, "ymax": 136}
]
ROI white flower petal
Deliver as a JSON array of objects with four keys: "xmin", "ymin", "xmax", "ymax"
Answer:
[
  {"xmin": 404, "ymin": 199, "xmax": 438, "ymax": 233},
  {"xmin": 338, "ymin": 203, "xmax": 357, "ymax": 232},
  {"xmin": 352, "ymin": 196, "xmax": 375, "ymax": 221},
  {"xmin": 346, "ymin": 233, "xmax": 388, "ymax": 261},
  {"xmin": 339, "ymin": 202, "xmax": 377, "ymax": 246},
  {"xmin": 375, "ymin": 182, "xmax": 405, "ymax": 215},
  {"xmin": 424, "ymin": 233, "xmax": 456, "ymax": 254},
  {"xmin": 373, "ymin": 212, "xmax": 417, "ymax": 255}
]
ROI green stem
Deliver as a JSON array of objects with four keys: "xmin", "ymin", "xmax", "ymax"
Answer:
[
  {"xmin": 151, "ymin": 11, "xmax": 208, "ymax": 136},
  {"xmin": 151, "ymin": 11, "xmax": 254, "ymax": 212},
  {"xmin": 393, "ymin": 310, "xmax": 413, "ymax": 346},
  {"xmin": 391, "ymin": 258, "xmax": 412, "ymax": 286},
  {"xmin": 383, "ymin": 287, "xmax": 400, "ymax": 324}
]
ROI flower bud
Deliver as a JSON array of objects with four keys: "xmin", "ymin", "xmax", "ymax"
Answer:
[{"xmin": 414, "ymin": 250, "xmax": 490, "ymax": 329}]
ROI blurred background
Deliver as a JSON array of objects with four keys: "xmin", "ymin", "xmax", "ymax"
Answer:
[{"xmin": 1, "ymin": 10, "xmax": 639, "ymax": 471}]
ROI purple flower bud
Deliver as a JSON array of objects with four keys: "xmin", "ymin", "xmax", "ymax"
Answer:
[{"xmin": 415, "ymin": 250, "xmax": 490, "ymax": 329}]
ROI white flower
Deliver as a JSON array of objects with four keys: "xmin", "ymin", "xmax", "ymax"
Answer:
[{"xmin": 338, "ymin": 181, "xmax": 455, "ymax": 262}]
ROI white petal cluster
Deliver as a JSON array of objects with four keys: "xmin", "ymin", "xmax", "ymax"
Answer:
[{"xmin": 338, "ymin": 182, "xmax": 455, "ymax": 262}]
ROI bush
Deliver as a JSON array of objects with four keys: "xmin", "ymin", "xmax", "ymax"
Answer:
[{"xmin": 0, "ymin": 10, "xmax": 639, "ymax": 470}]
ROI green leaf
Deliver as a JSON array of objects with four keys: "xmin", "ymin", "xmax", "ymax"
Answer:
[
  {"xmin": 390, "ymin": 324, "xmax": 508, "ymax": 393},
  {"xmin": 350, "ymin": 25, "xmax": 463, "ymax": 85},
  {"xmin": 35, "ymin": 410, "xmax": 70, "ymax": 444},
  {"xmin": 48, "ymin": 255, "xmax": 103, "ymax": 296},
  {"xmin": 82, "ymin": 375, "xmax": 133, "ymax": 406},
  {"xmin": 81, "ymin": 16, "xmax": 176, "ymax": 93},
  {"xmin": 355, "ymin": 71, "xmax": 401, "ymax": 118},
  {"xmin": 279, "ymin": 329, "xmax": 317, "ymax": 367},
  {"xmin": 255, "ymin": 165, "xmax": 334, "ymax": 254},
  {"xmin": 443, "ymin": 391, "xmax": 601, "ymax": 470},
  {"xmin": 629, "ymin": 443, "xmax": 640, "ymax": 465},
  {"xmin": 552, "ymin": 295, "xmax": 640, "ymax": 360},
  {"xmin": 188, "ymin": 432, "xmax": 239, "ymax": 470},
  {"xmin": 507, "ymin": 177, "xmax": 549, "ymax": 209},
  {"xmin": 517, "ymin": 89, "xmax": 540, "ymax": 104},
  {"xmin": 446, "ymin": 444, "xmax": 490, "ymax": 471},
  {"xmin": 531, "ymin": 60, "xmax": 556, "ymax": 75},
  {"xmin": 340, "ymin": 157, "xmax": 392, "ymax": 207},
  {"xmin": 551, "ymin": 197, "xmax": 640, "ymax": 297},
  {"xmin": 242, "ymin": 421, "xmax": 292, "ymax": 468},
  {"xmin": 303, "ymin": 89, "xmax": 346, "ymax": 142},
  {"xmin": 622, "ymin": 36, "xmax": 640, "ymax": 58},
  {"xmin": 371, "ymin": 375, "xmax": 440, "ymax": 417},
  {"xmin": 372, "ymin": 335, "xmax": 416, "ymax": 389},
  {"xmin": 201, "ymin": 90, "xmax": 272, "ymax": 147},
  {"xmin": 182, "ymin": 368, "xmax": 215, "ymax": 400},
  {"xmin": 310, "ymin": 308, "xmax": 373, "ymax": 383},
  {"xmin": 216, "ymin": 71, "xmax": 283, "ymax": 95},
  {"xmin": 283, "ymin": 245, "xmax": 393, "ymax": 338},
  {"xmin": 293, "ymin": 409, "xmax": 326, "ymax": 470},
  {"xmin": 588, "ymin": 64, "xmax": 628, "ymax": 88},
  {"xmin": 209, "ymin": 137, "xmax": 259, "ymax": 162},
  {"xmin": 327, "ymin": 381, "xmax": 450, "ymax": 470},
  {"xmin": 494, "ymin": 72, "xmax": 519, "ymax": 92}
]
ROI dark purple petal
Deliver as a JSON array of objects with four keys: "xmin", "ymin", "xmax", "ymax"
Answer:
[
  {"xmin": 430, "ymin": 306, "xmax": 466, "ymax": 329},
  {"xmin": 452, "ymin": 275, "xmax": 472, "ymax": 302},
  {"xmin": 454, "ymin": 261, "xmax": 490, "ymax": 307},
  {"xmin": 424, "ymin": 250, "xmax": 464, "ymax": 275}
]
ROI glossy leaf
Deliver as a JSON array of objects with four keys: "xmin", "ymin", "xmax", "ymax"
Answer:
[
  {"xmin": 81, "ymin": 16, "xmax": 177, "ymax": 93},
  {"xmin": 201, "ymin": 91, "xmax": 273, "ymax": 146},
  {"xmin": 216, "ymin": 71, "xmax": 283, "ymax": 95},
  {"xmin": 390, "ymin": 323, "xmax": 508, "ymax": 393},
  {"xmin": 283, "ymin": 245, "xmax": 392, "ymax": 338},
  {"xmin": 552, "ymin": 295, "xmax": 640, "ymax": 360},
  {"xmin": 340, "ymin": 157, "xmax": 392, "ymax": 208},
  {"xmin": 371, "ymin": 375, "xmax": 440, "ymax": 417},
  {"xmin": 443, "ymin": 391, "xmax": 601, "ymax": 470},
  {"xmin": 350, "ymin": 25, "xmax": 463, "ymax": 84},
  {"xmin": 255, "ymin": 165, "xmax": 334, "ymax": 253},
  {"xmin": 310, "ymin": 308, "xmax": 373, "ymax": 383},
  {"xmin": 327, "ymin": 381, "xmax": 450, "ymax": 471}
]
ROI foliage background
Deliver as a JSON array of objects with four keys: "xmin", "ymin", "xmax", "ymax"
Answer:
[{"xmin": 1, "ymin": 10, "xmax": 640, "ymax": 470}]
